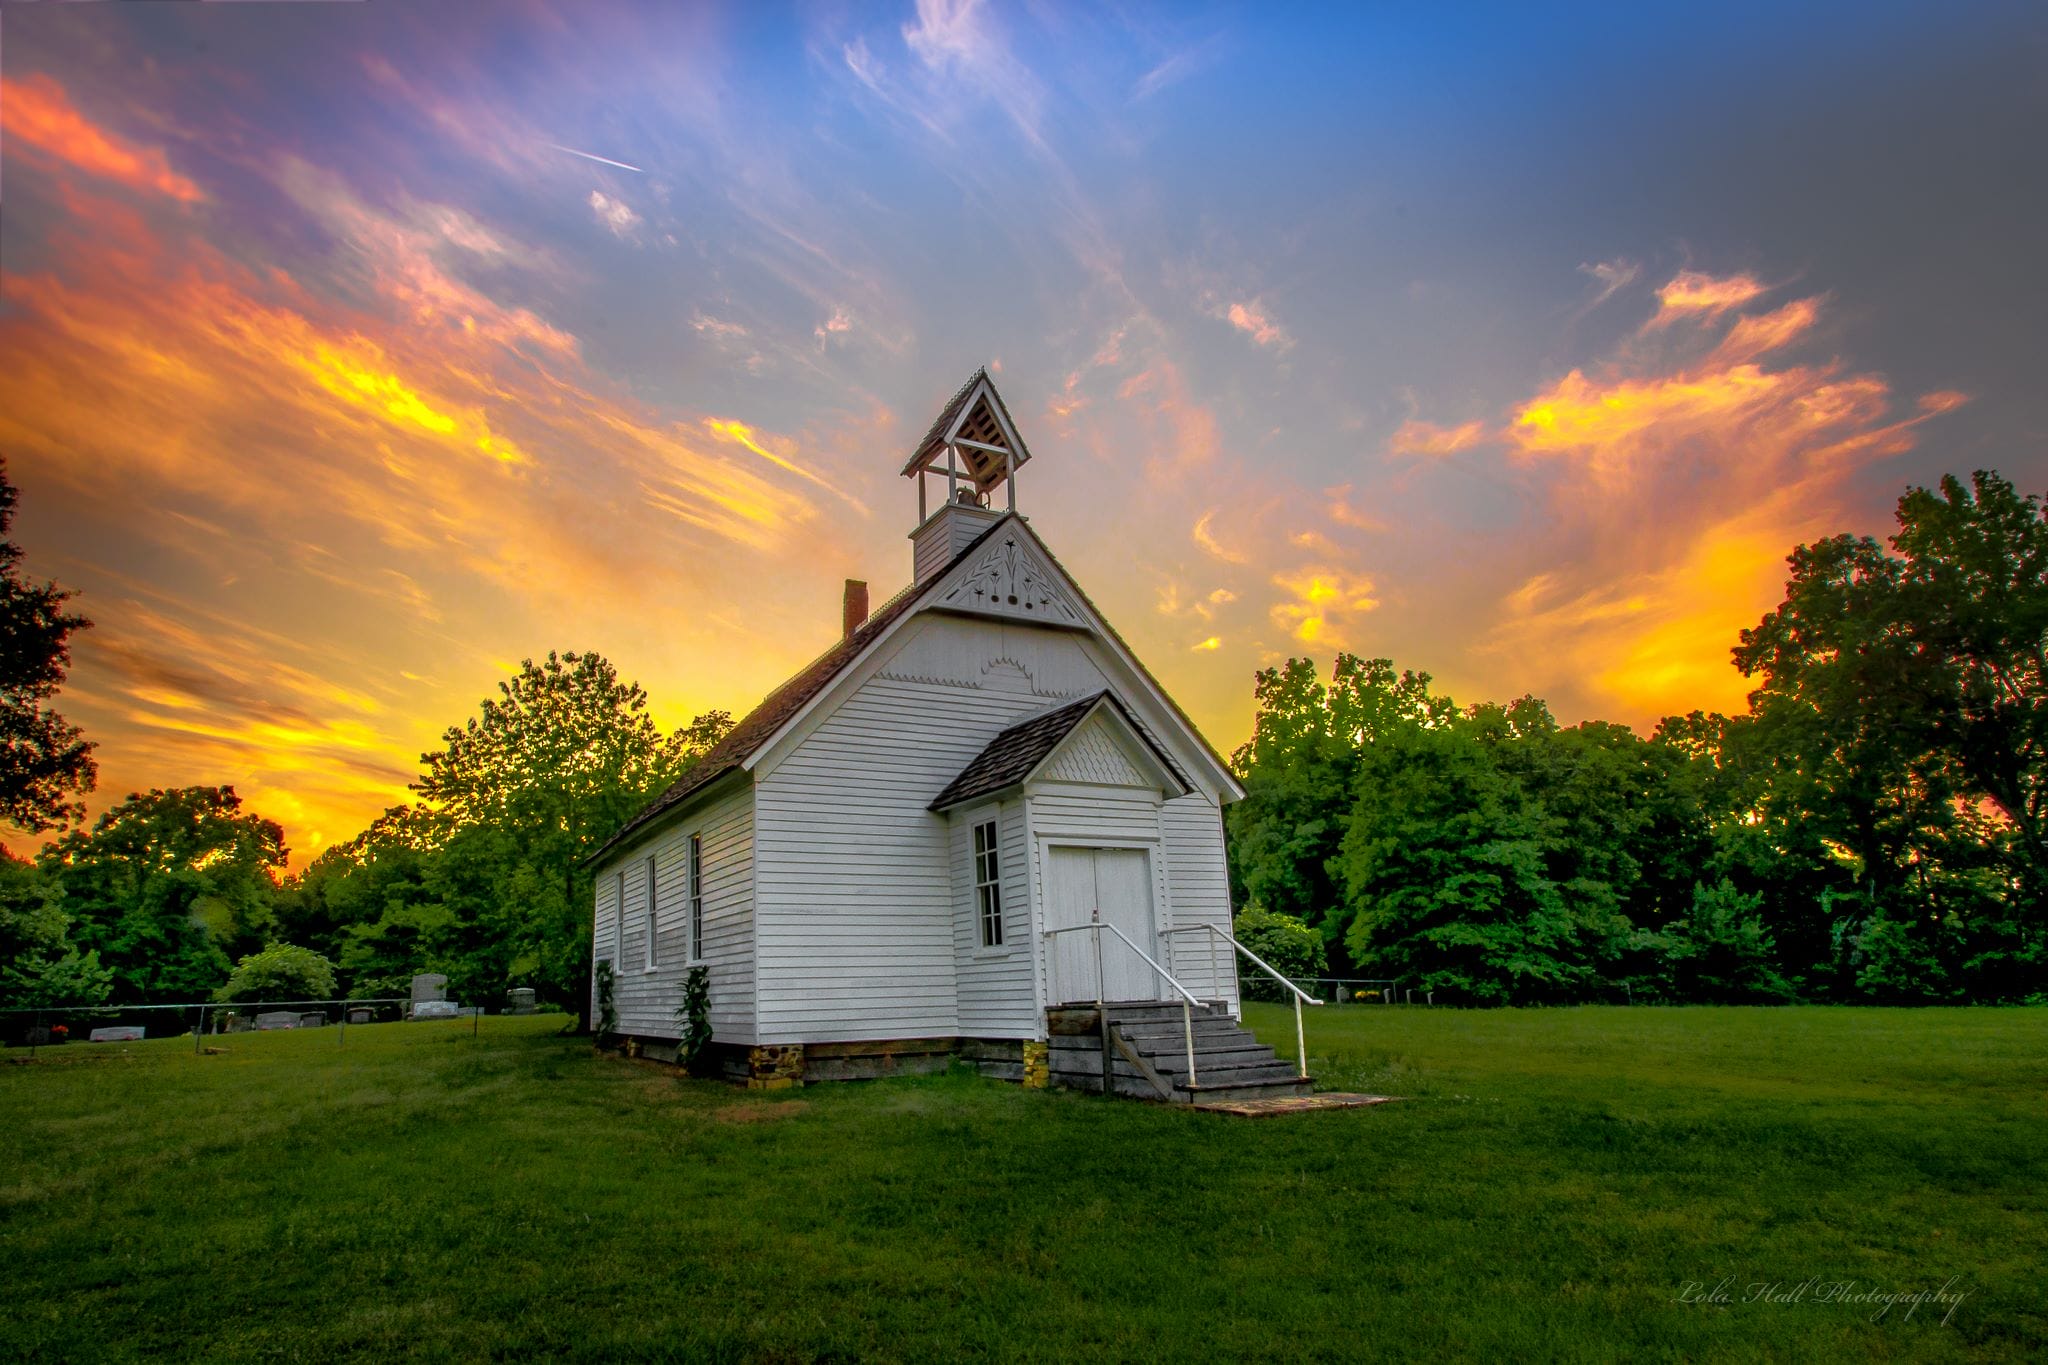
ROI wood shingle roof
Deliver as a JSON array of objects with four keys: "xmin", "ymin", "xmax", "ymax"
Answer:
[
  {"xmin": 584, "ymin": 518, "xmax": 1012, "ymax": 865},
  {"xmin": 926, "ymin": 691, "xmax": 1190, "ymax": 812}
]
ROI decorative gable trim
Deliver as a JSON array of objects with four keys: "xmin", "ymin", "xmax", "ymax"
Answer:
[
  {"xmin": 933, "ymin": 526, "xmax": 1084, "ymax": 627},
  {"xmin": 1038, "ymin": 713, "xmax": 1152, "ymax": 788},
  {"xmin": 742, "ymin": 512, "xmax": 1243, "ymax": 804}
]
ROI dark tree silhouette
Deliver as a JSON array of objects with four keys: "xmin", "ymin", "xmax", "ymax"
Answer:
[{"xmin": 0, "ymin": 461, "xmax": 95, "ymax": 832}]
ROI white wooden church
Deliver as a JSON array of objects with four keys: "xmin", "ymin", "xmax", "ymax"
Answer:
[{"xmin": 588, "ymin": 371, "xmax": 1313, "ymax": 1101}]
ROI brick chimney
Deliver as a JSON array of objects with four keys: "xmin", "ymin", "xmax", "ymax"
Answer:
[{"xmin": 842, "ymin": 578, "xmax": 869, "ymax": 638}]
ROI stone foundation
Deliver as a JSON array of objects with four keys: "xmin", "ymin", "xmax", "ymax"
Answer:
[
  {"xmin": 607, "ymin": 1034, "xmax": 1053, "ymax": 1089},
  {"xmin": 746, "ymin": 1043, "xmax": 806, "ymax": 1090}
]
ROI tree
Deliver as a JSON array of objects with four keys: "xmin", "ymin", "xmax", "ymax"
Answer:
[
  {"xmin": 411, "ymin": 652, "xmax": 729, "ymax": 1023},
  {"xmin": 1732, "ymin": 470, "xmax": 2048, "ymax": 994},
  {"xmin": 0, "ymin": 460, "xmax": 96, "ymax": 832},
  {"xmin": 1226, "ymin": 656, "xmax": 1451, "ymax": 964},
  {"xmin": 1335, "ymin": 712, "xmax": 1628, "ymax": 1003},
  {"xmin": 41, "ymin": 786, "xmax": 286, "ymax": 1003},
  {"xmin": 214, "ymin": 942, "xmax": 337, "ymax": 1004},
  {"xmin": 0, "ymin": 849, "xmax": 112, "ymax": 1012},
  {"xmin": 275, "ymin": 803, "xmax": 451, "ymax": 966}
]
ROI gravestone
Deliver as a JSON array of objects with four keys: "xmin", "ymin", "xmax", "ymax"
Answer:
[
  {"xmin": 226, "ymin": 1015, "xmax": 253, "ymax": 1033},
  {"xmin": 508, "ymin": 988, "xmax": 536, "ymax": 1015},
  {"xmin": 410, "ymin": 973, "xmax": 448, "ymax": 1005},
  {"xmin": 255, "ymin": 1011, "xmax": 299, "ymax": 1031},
  {"xmin": 347, "ymin": 1008, "xmax": 374, "ymax": 1024},
  {"xmin": 299, "ymin": 1012, "xmax": 327, "ymax": 1028},
  {"xmin": 89, "ymin": 1025, "xmax": 146, "ymax": 1043}
]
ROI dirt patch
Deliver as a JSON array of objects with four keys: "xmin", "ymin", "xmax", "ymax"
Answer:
[{"xmin": 714, "ymin": 1100, "xmax": 809, "ymax": 1124}]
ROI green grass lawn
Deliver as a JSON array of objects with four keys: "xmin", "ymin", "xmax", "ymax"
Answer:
[{"xmin": 1, "ymin": 1006, "xmax": 2041, "ymax": 1362}]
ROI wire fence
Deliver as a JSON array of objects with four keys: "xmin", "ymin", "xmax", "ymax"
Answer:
[
  {"xmin": 1291, "ymin": 977, "xmax": 1417, "ymax": 1004},
  {"xmin": 0, "ymin": 997, "xmax": 494, "ymax": 1059}
]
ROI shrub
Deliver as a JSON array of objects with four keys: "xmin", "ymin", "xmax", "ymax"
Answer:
[
  {"xmin": 1232, "ymin": 905, "xmax": 1327, "ymax": 1002},
  {"xmin": 213, "ymin": 943, "xmax": 337, "ymax": 1004}
]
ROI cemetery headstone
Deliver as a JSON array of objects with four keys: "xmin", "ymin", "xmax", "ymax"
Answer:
[
  {"xmin": 255, "ymin": 1011, "xmax": 299, "ymax": 1031},
  {"xmin": 89, "ymin": 1026, "xmax": 146, "ymax": 1042},
  {"xmin": 410, "ymin": 973, "xmax": 448, "ymax": 1005},
  {"xmin": 347, "ymin": 1007, "xmax": 374, "ymax": 1024},
  {"xmin": 508, "ymin": 988, "xmax": 536, "ymax": 1015},
  {"xmin": 299, "ymin": 1012, "xmax": 327, "ymax": 1028}
]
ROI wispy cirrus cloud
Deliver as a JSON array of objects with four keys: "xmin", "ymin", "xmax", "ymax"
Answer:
[
  {"xmin": 1646, "ymin": 269, "xmax": 1770, "ymax": 328},
  {"xmin": 1577, "ymin": 256, "xmax": 1639, "ymax": 309},
  {"xmin": 0, "ymin": 80, "xmax": 873, "ymax": 856},
  {"xmin": 1388, "ymin": 418, "xmax": 1488, "ymax": 458},
  {"xmin": 0, "ymin": 73, "xmax": 206, "ymax": 202}
]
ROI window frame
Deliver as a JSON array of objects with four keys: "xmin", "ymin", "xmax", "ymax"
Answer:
[
  {"xmin": 643, "ymin": 854, "xmax": 659, "ymax": 971},
  {"xmin": 611, "ymin": 869, "xmax": 625, "ymax": 967},
  {"xmin": 688, "ymin": 834, "xmax": 705, "ymax": 964},
  {"xmin": 972, "ymin": 816, "xmax": 1004, "ymax": 950}
]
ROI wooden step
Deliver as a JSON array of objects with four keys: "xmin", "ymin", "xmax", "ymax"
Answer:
[{"xmin": 1177, "ymin": 1076, "xmax": 1316, "ymax": 1103}]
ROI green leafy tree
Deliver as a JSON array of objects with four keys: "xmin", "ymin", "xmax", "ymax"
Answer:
[
  {"xmin": 40, "ymin": 786, "xmax": 286, "ymax": 1003},
  {"xmin": 213, "ymin": 942, "xmax": 337, "ymax": 1004},
  {"xmin": 1226, "ymin": 656, "xmax": 1452, "ymax": 966},
  {"xmin": 1729, "ymin": 470, "xmax": 2048, "ymax": 995},
  {"xmin": 275, "ymin": 804, "xmax": 451, "ymax": 966},
  {"xmin": 0, "ymin": 849, "xmax": 112, "ymax": 1011},
  {"xmin": 1666, "ymin": 880, "xmax": 1794, "ymax": 1003},
  {"xmin": 1230, "ymin": 905, "xmax": 1327, "ymax": 1001},
  {"xmin": 411, "ymin": 652, "xmax": 729, "ymax": 1023},
  {"xmin": 1336, "ymin": 714, "xmax": 1627, "ymax": 1003},
  {"xmin": 0, "ymin": 460, "xmax": 96, "ymax": 832}
]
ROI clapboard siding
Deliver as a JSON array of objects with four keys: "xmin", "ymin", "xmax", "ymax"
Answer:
[
  {"xmin": 592, "ymin": 780, "xmax": 756, "ymax": 1043},
  {"xmin": 754, "ymin": 678, "xmax": 1037, "ymax": 1041},
  {"xmin": 1160, "ymin": 791, "xmax": 1240, "ymax": 1011},
  {"xmin": 949, "ymin": 796, "xmax": 1037, "ymax": 1037},
  {"xmin": 1027, "ymin": 787, "xmax": 1165, "ymax": 841},
  {"xmin": 752, "ymin": 616, "xmax": 1118, "ymax": 1043}
]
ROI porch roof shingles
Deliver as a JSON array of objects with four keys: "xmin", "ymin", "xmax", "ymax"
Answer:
[
  {"xmin": 928, "ymin": 691, "xmax": 1191, "ymax": 812},
  {"xmin": 927, "ymin": 693, "xmax": 1105, "ymax": 813}
]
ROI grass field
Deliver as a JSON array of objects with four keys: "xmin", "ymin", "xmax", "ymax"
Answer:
[{"xmin": 1, "ymin": 1006, "xmax": 2042, "ymax": 1362}]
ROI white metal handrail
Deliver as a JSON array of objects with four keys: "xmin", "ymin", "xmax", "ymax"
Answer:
[
  {"xmin": 1043, "ymin": 919, "xmax": 1204, "ymax": 1089},
  {"xmin": 1160, "ymin": 923, "xmax": 1321, "ymax": 1080}
]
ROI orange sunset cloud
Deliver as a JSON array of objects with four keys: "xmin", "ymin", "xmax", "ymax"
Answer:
[
  {"xmin": 0, "ymin": 73, "xmax": 206, "ymax": 203},
  {"xmin": 1483, "ymin": 271, "xmax": 1963, "ymax": 722},
  {"xmin": 0, "ymin": 146, "xmax": 861, "ymax": 858}
]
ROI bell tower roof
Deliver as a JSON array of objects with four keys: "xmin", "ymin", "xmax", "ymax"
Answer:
[{"xmin": 899, "ymin": 367, "xmax": 1033, "ymax": 496}]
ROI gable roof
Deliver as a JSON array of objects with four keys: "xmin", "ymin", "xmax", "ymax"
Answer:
[
  {"xmin": 898, "ymin": 368, "xmax": 1036, "ymax": 481},
  {"xmin": 928, "ymin": 691, "xmax": 1191, "ymax": 812},
  {"xmin": 584, "ymin": 517, "xmax": 1013, "ymax": 866},
  {"xmin": 588, "ymin": 506, "xmax": 1246, "ymax": 867}
]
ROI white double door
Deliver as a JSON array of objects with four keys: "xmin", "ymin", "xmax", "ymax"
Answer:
[{"xmin": 1044, "ymin": 845, "xmax": 1159, "ymax": 1004}]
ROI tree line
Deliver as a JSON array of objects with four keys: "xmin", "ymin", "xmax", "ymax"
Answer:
[
  {"xmin": 1225, "ymin": 471, "xmax": 2047, "ymax": 1005},
  {"xmin": 3, "ymin": 463, "xmax": 2042, "ymax": 1018},
  {"xmin": 1, "ymin": 652, "xmax": 728, "ymax": 1024},
  {"xmin": 0, "ymin": 460, "xmax": 727, "ymax": 1025}
]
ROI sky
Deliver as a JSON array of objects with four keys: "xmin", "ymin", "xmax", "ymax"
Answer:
[{"xmin": 2, "ymin": 0, "xmax": 2045, "ymax": 866}]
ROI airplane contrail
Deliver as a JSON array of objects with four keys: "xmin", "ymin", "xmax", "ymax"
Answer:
[{"xmin": 546, "ymin": 143, "xmax": 645, "ymax": 173}]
